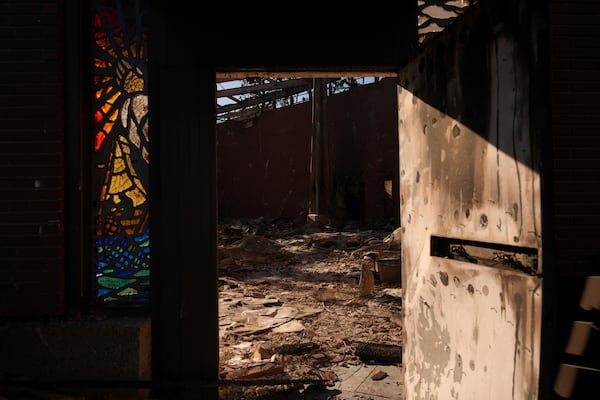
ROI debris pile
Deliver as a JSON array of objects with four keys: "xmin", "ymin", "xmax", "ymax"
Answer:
[{"xmin": 217, "ymin": 217, "xmax": 403, "ymax": 399}]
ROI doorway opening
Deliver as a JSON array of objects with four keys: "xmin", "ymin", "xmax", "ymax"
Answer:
[{"xmin": 215, "ymin": 74, "xmax": 405, "ymax": 399}]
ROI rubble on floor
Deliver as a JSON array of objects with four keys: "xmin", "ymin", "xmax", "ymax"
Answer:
[{"xmin": 217, "ymin": 217, "xmax": 404, "ymax": 400}]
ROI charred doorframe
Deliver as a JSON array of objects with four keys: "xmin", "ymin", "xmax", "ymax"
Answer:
[
  {"xmin": 147, "ymin": 4, "xmax": 418, "ymax": 399},
  {"xmin": 152, "ymin": 69, "xmax": 401, "ymax": 398}
]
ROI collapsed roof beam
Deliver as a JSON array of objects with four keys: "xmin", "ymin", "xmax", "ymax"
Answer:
[
  {"xmin": 216, "ymin": 83, "xmax": 313, "ymax": 115},
  {"xmin": 216, "ymin": 78, "xmax": 313, "ymax": 98}
]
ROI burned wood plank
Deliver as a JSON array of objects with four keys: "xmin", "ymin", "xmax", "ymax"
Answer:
[
  {"xmin": 355, "ymin": 342, "xmax": 402, "ymax": 364},
  {"xmin": 232, "ymin": 364, "xmax": 285, "ymax": 380},
  {"xmin": 275, "ymin": 341, "xmax": 319, "ymax": 355},
  {"xmin": 219, "ymin": 377, "xmax": 325, "ymax": 387}
]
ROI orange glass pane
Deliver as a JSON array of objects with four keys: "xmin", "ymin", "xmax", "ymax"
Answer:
[
  {"xmin": 94, "ymin": 57, "xmax": 108, "ymax": 68},
  {"xmin": 108, "ymin": 109, "xmax": 119, "ymax": 122},
  {"xmin": 102, "ymin": 121, "xmax": 114, "ymax": 135},
  {"xmin": 95, "ymin": 131, "xmax": 106, "ymax": 151}
]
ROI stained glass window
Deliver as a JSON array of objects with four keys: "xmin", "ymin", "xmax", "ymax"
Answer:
[{"xmin": 91, "ymin": 0, "xmax": 150, "ymax": 303}]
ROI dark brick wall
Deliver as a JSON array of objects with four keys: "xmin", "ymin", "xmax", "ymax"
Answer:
[
  {"xmin": 550, "ymin": 1, "xmax": 600, "ymax": 275},
  {"xmin": 0, "ymin": 1, "xmax": 65, "ymax": 316}
]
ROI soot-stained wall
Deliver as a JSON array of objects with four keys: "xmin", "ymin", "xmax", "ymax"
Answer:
[{"xmin": 398, "ymin": 2, "xmax": 548, "ymax": 399}]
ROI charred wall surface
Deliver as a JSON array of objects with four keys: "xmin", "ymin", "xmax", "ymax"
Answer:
[{"xmin": 398, "ymin": 2, "xmax": 548, "ymax": 399}]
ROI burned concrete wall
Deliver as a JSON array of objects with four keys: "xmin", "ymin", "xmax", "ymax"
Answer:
[
  {"xmin": 328, "ymin": 79, "xmax": 400, "ymax": 224},
  {"xmin": 217, "ymin": 101, "xmax": 313, "ymax": 220},
  {"xmin": 398, "ymin": 2, "xmax": 547, "ymax": 399},
  {"xmin": 217, "ymin": 79, "xmax": 398, "ymax": 224}
]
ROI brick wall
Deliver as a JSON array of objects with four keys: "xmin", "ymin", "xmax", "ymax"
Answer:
[
  {"xmin": 0, "ymin": 1, "xmax": 65, "ymax": 316},
  {"xmin": 550, "ymin": 0, "xmax": 600, "ymax": 275}
]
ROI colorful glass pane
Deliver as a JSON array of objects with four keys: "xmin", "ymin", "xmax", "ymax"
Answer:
[{"xmin": 92, "ymin": 0, "xmax": 150, "ymax": 303}]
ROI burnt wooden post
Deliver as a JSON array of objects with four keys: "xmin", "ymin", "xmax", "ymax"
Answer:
[{"xmin": 309, "ymin": 78, "xmax": 333, "ymax": 220}]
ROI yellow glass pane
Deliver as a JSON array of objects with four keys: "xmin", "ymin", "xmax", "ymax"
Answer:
[
  {"xmin": 126, "ymin": 155, "xmax": 136, "ymax": 174},
  {"xmin": 107, "ymin": 91, "xmax": 120, "ymax": 105},
  {"xmin": 113, "ymin": 157, "xmax": 126, "ymax": 173},
  {"xmin": 108, "ymin": 172, "xmax": 133, "ymax": 194},
  {"xmin": 132, "ymin": 177, "xmax": 146, "ymax": 195},
  {"xmin": 115, "ymin": 142, "xmax": 123, "ymax": 157},
  {"xmin": 126, "ymin": 187, "xmax": 146, "ymax": 207}
]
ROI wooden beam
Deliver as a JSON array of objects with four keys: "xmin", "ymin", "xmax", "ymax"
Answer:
[{"xmin": 216, "ymin": 78, "xmax": 311, "ymax": 98}]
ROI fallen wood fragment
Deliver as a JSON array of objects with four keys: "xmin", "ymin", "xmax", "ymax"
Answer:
[
  {"xmin": 275, "ymin": 341, "xmax": 319, "ymax": 355},
  {"xmin": 232, "ymin": 364, "xmax": 285, "ymax": 380},
  {"xmin": 356, "ymin": 342, "xmax": 402, "ymax": 364},
  {"xmin": 316, "ymin": 369, "xmax": 338, "ymax": 386},
  {"xmin": 219, "ymin": 377, "xmax": 325, "ymax": 387},
  {"xmin": 358, "ymin": 264, "xmax": 375, "ymax": 297},
  {"xmin": 371, "ymin": 370, "xmax": 389, "ymax": 380}
]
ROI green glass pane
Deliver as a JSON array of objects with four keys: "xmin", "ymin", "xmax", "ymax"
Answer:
[
  {"xmin": 117, "ymin": 287, "xmax": 138, "ymax": 296},
  {"xmin": 98, "ymin": 276, "xmax": 136, "ymax": 289}
]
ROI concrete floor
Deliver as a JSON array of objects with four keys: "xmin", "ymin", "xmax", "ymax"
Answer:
[
  {"xmin": 0, "ymin": 364, "xmax": 404, "ymax": 400},
  {"xmin": 308, "ymin": 364, "xmax": 403, "ymax": 400}
]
